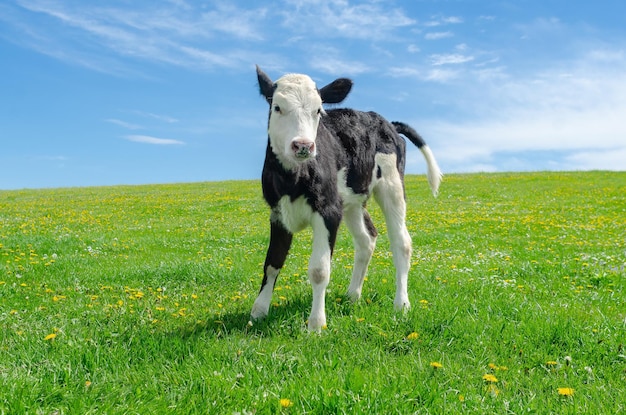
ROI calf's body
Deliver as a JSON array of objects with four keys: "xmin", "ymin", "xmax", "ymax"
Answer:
[{"xmin": 250, "ymin": 67, "xmax": 442, "ymax": 331}]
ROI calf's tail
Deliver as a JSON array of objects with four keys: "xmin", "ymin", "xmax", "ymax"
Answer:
[{"xmin": 392, "ymin": 121, "xmax": 443, "ymax": 197}]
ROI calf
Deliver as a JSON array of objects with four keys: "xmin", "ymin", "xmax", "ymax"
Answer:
[{"xmin": 250, "ymin": 66, "xmax": 442, "ymax": 331}]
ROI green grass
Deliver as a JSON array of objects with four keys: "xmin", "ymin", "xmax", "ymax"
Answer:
[{"xmin": 1, "ymin": 171, "xmax": 625, "ymax": 414}]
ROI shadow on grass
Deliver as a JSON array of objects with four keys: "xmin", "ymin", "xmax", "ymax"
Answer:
[{"xmin": 174, "ymin": 295, "xmax": 318, "ymax": 339}]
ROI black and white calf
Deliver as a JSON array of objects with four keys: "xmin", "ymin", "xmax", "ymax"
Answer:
[{"xmin": 250, "ymin": 66, "xmax": 442, "ymax": 331}]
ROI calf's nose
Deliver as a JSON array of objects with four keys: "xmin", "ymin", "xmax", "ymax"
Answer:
[{"xmin": 291, "ymin": 139, "xmax": 315, "ymax": 158}]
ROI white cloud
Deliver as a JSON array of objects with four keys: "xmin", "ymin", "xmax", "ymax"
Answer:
[
  {"xmin": 133, "ymin": 111, "xmax": 179, "ymax": 124},
  {"xmin": 443, "ymin": 16, "xmax": 463, "ymax": 24},
  {"xmin": 125, "ymin": 135, "xmax": 185, "ymax": 145},
  {"xmin": 106, "ymin": 119, "xmax": 142, "ymax": 130},
  {"xmin": 563, "ymin": 147, "xmax": 626, "ymax": 171},
  {"xmin": 431, "ymin": 53, "xmax": 474, "ymax": 65},
  {"xmin": 424, "ymin": 15, "xmax": 463, "ymax": 27},
  {"xmin": 414, "ymin": 51, "xmax": 626, "ymax": 172},
  {"xmin": 281, "ymin": 0, "xmax": 415, "ymax": 40},
  {"xmin": 309, "ymin": 53, "xmax": 370, "ymax": 76},
  {"xmin": 388, "ymin": 66, "xmax": 460, "ymax": 83},
  {"xmin": 7, "ymin": 1, "xmax": 268, "ymax": 73},
  {"xmin": 425, "ymin": 31, "xmax": 453, "ymax": 40},
  {"xmin": 407, "ymin": 44, "xmax": 420, "ymax": 53}
]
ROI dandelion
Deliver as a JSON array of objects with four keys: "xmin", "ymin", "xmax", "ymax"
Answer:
[
  {"xmin": 482, "ymin": 374, "xmax": 498, "ymax": 383},
  {"xmin": 558, "ymin": 387, "xmax": 574, "ymax": 397},
  {"xmin": 44, "ymin": 333, "xmax": 57, "ymax": 341},
  {"xmin": 279, "ymin": 398, "xmax": 293, "ymax": 408},
  {"xmin": 406, "ymin": 332, "xmax": 419, "ymax": 340},
  {"xmin": 430, "ymin": 361, "xmax": 443, "ymax": 369}
]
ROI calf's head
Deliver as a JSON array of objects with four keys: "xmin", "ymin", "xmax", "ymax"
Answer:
[{"xmin": 256, "ymin": 66, "xmax": 352, "ymax": 169}]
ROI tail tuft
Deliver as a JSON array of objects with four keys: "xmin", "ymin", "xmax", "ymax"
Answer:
[{"xmin": 392, "ymin": 121, "xmax": 443, "ymax": 197}]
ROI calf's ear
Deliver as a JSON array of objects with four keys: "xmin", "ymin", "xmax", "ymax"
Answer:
[
  {"xmin": 256, "ymin": 65, "xmax": 275, "ymax": 102},
  {"xmin": 319, "ymin": 78, "xmax": 353, "ymax": 104}
]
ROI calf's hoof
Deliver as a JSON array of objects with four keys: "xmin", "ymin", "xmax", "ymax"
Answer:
[{"xmin": 307, "ymin": 315, "xmax": 327, "ymax": 333}]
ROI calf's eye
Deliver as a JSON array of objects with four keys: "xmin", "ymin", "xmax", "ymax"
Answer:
[{"xmin": 273, "ymin": 105, "xmax": 281, "ymax": 113}]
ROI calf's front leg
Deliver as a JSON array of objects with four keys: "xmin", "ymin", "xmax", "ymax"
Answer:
[
  {"xmin": 307, "ymin": 214, "xmax": 338, "ymax": 332},
  {"xmin": 251, "ymin": 220, "xmax": 293, "ymax": 321}
]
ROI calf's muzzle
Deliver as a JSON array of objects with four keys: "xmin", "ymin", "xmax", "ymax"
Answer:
[{"xmin": 291, "ymin": 139, "xmax": 315, "ymax": 159}]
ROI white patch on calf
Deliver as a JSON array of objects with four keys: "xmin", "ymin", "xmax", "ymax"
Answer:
[
  {"xmin": 251, "ymin": 265, "xmax": 280, "ymax": 320},
  {"xmin": 267, "ymin": 74, "xmax": 324, "ymax": 171},
  {"xmin": 307, "ymin": 213, "xmax": 332, "ymax": 331},
  {"xmin": 277, "ymin": 195, "xmax": 314, "ymax": 234}
]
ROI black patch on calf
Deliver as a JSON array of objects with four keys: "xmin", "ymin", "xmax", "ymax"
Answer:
[{"xmin": 322, "ymin": 109, "xmax": 407, "ymax": 193}]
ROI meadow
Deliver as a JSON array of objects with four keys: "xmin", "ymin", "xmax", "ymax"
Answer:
[{"xmin": 1, "ymin": 171, "xmax": 624, "ymax": 414}]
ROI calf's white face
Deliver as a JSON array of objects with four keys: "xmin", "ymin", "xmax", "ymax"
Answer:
[
  {"xmin": 256, "ymin": 66, "xmax": 353, "ymax": 171},
  {"xmin": 268, "ymin": 74, "xmax": 324, "ymax": 169}
]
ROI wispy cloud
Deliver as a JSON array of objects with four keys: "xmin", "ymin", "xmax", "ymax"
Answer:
[
  {"xmin": 425, "ymin": 31, "xmax": 453, "ymax": 40},
  {"xmin": 307, "ymin": 46, "xmax": 370, "ymax": 76},
  {"xmin": 133, "ymin": 111, "xmax": 179, "ymax": 124},
  {"xmin": 424, "ymin": 15, "xmax": 463, "ymax": 27},
  {"xmin": 388, "ymin": 66, "xmax": 460, "ymax": 83},
  {"xmin": 281, "ymin": 0, "xmax": 415, "ymax": 40},
  {"xmin": 106, "ymin": 119, "xmax": 142, "ymax": 130},
  {"xmin": 125, "ymin": 135, "xmax": 185, "ymax": 145},
  {"xmin": 431, "ymin": 53, "xmax": 474, "ymax": 65},
  {"xmin": 6, "ymin": 0, "xmax": 268, "ymax": 74},
  {"xmin": 413, "ymin": 49, "xmax": 626, "ymax": 172}
]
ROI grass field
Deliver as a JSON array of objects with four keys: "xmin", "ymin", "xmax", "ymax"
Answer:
[{"xmin": 1, "ymin": 171, "xmax": 625, "ymax": 414}]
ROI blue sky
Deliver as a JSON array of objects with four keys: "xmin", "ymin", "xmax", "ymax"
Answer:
[{"xmin": 1, "ymin": 0, "xmax": 625, "ymax": 189}]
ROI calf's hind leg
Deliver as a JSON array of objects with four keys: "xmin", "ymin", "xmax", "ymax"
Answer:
[
  {"xmin": 343, "ymin": 204, "xmax": 377, "ymax": 302},
  {"xmin": 373, "ymin": 154, "xmax": 412, "ymax": 311}
]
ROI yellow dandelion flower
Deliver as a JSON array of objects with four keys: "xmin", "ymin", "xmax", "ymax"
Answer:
[
  {"xmin": 558, "ymin": 387, "xmax": 574, "ymax": 396},
  {"xmin": 482, "ymin": 374, "xmax": 498, "ymax": 383},
  {"xmin": 279, "ymin": 398, "xmax": 293, "ymax": 408},
  {"xmin": 356, "ymin": 317, "xmax": 365, "ymax": 323},
  {"xmin": 488, "ymin": 363, "xmax": 498, "ymax": 370},
  {"xmin": 44, "ymin": 333, "xmax": 57, "ymax": 341},
  {"xmin": 406, "ymin": 332, "xmax": 419, "ymax": 340},
  {"xmin": 546, "ymin": 361, "xmax": 558, "ymax": 366},
  {"xmin": 458, "ymin": 394, "xmax": 465, "ymax": 402},
  {"xmin": 430, "ymin": 361, "xmax": 443, "ymax": 369}
]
